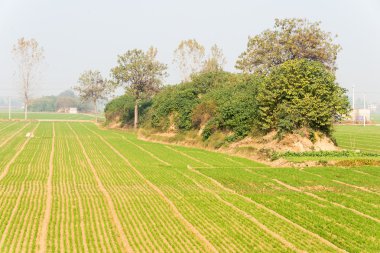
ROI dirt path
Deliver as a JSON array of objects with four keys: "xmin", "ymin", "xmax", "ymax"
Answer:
[
  {"xmin": 0, "ymin": 185, "xmax": 25, "ymax": 249},
  {"xmin": 113, "ymin": 132, "xmax": 346, "ymax": 252},
  {"xmin": 189, "ymin": 166, "xmax": 347, "ymax": 253},
  {"xmin": 86, "ymin": 128, "xmax": 218, "ymax": 253},
  {"xmin": 332, "ymin": 180, "xmax": 380, "ymax": 196},
  {"xmin": 70, "ymin": 155, "xmax": 89, "ymax": 253},
  {"xmin": 273, "ymin": 179, "xmax": 380, "ymax": 224},
  {"xmin": 181, "ymin": 170, "xmax": 303, "ymax": 253},
  {"xmin": 0, "ymin": 122, "xmax": 31, "ymax": 148},
  {"xmin": 120, "ymin": 135, "xmax": 170, "ymax": 166},
  {"xmin": 67, "ymin": 123, "xmax": 133, "ymax": 253},
  {"xmin": 299, "ymin": 169, "xmax": 380, "ymax": 196},
  {"xmin": 353, "ymin": 170, "xmax": 380, "ymax": 178},
  {"xmin": 0, "ymin": 123, "xmax": 39, "ymax": 182},
  {"xmin": 164, "ymin": 145, "xmax": 212, "ymax": 167},
  {"xmin": 37, "ymin": 123, "xmax": 55, "ymax": 253},
  {"xmin": 0, "ymin": 122, "xmax": 17, "ymax": 134}
]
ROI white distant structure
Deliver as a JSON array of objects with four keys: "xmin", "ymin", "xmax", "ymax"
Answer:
[
  {"xmin": 69, "ymin": 107, "xmax": 78, "ymax": 114},
  {"xmin": 25, "ymin": 132, "xmax": 34, "ymax": 138},
  {"xmin": 350, "ymin": 109, "xmax": 371, "ymax": 123},
  {"xmin": 368, "ymin": 104, "xmax": 377, "ymax": 112}
]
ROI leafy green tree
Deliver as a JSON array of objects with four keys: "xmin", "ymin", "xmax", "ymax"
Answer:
[
  {"xmin": 74, "ymin": 70, "xmax": 111, "ymax": 114},
  {"xmin": 198, "ymin": 75, "xmax": 260, "ymax": 140},
  {"xmin": 111, "ymin": 47, "xmax": 167, "ymax": 128},
  {"xmin": 29, "ymin": 96, "xmax": 56, "ymax": 112},
  {"xmin": 257, "ymin": 59, "xmax": 350, "ymax": 136},
  {"xmin": 236, "ymin": 18, "xmax": 341, "ymax": 74}
]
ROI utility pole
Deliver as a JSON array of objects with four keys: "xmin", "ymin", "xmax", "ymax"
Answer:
[
  {"xmin": 352, "ymin": 86, "xmax": 355, "ymax": 124},
  {"xmin": 8, "ymin": 96, "xmax": 11, "ymax": 120},
  {"xmin": 363, "ymin": 93, "xmax": 366, "ymax": 109}
]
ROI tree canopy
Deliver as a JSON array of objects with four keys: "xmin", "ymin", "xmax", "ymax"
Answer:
[
  {"xmin": 257, "ymin": 59, "xmax": 350, "ymax": 136},
  {"xmin": 236, "ymin": 18, "xmax": 341, "ymax": 74},
  {"xmin": 111, "ymin": 47, "xmax": 167, "ymax": 128},
  {"xmin": 74, "ymin": 70, "xmax": 111, "ymax": 113}
]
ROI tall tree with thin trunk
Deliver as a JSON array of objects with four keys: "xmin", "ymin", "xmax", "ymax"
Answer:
[
  {"xmin": 74, "ymin": 70, "xmax": 111, "ymax": 118},
  {"xmin": 173, "ymin": 39, "xmax": 205, "ymax": 82},
  {"xmin": 202, "ymin": 44, "xmax": 226, "ymax": 72},
  {"xmin": 12, "ymin": 38, "xmax": 44, "ymax": 119},
  {"xmin": 111, "ymin": 47, "xmax": 167, "ymax": 129}
]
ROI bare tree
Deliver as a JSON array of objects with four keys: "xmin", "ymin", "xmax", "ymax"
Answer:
[
  {"xmin": 74, "ymin": 70, "xmax": 112, "ymax": 117},
  {"xmin": 202, "ymin": 44, "xmax": 226, "ymax": 72},
  {"xmin": 12, "ymin": 38, "xmax": 44, "ymax": 119},
  {"xmin": 173, "ymin": 39, "xmax": 205, "ymax": 82}
]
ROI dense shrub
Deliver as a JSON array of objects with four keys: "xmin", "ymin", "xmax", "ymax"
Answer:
[
  {"xmin": 258, "ymin": 59, "xmax": 350, "ymax": 136},
  {"xmin": 104, "ymin": 94, "xmax": 151, "ymax": 126},
  {"xmin": 106, "ymin": 61, "xmax": 350, "ymax": 145},
  {"xmin": 195, "ymin": 75, "xmax": 261, "ymax": 140},
  {"xmin": 149, "ymin": 71, "xmax": 236, "ymax": 131}
]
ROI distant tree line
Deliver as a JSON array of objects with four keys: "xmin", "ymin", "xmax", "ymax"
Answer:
[
  {"xmin": 93, "ymin": 18, "xmax": 350, "ymax": 144},
  {"xmin": 29, "ymin": 90, "xmax": 93, "ymax": 112}
]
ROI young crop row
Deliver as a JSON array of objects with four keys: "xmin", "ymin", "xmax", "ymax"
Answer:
[
  {"xmin": 100, "ymin": 125, "xmax": 379, "ymax": 252},
  {"xmin": 0, "ymin": 112, "xmax": 96, "ymax": 120},
  {"xmin": 82, "ymin": 123, "xmax": 364, "ymax": 252},
  {"xmin": 194, "ymin": 165, "xmax": 380, "ymax": 252},
  {"xmin": 0, "ymin": 122, "xmax": 51, "ymax": 252},
  {"xmin": 334, "ymin": 125, "xmax": 380, "ymax": 154},
  {"xmin": 0, "ymin": 121, "xmax": 378, "ymax": 252}
]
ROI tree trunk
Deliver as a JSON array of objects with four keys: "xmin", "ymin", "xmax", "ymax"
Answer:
[
  {"xmin": 94, "ymin": 99, "xmax": 98, "ymax": 114},
  {"xmin": 24, "ymin": 101, "xmax": 28, "ymax": 120},
  {"xmin": 134, "ymin": 101, "xmax": 138, "ymax": 129}
]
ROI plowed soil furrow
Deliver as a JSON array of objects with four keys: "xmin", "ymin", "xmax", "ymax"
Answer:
[
  {"xmin": 188, "ymin": 166, "xmax": 347, "ymax": 252},
  {"xmin": 37, "ymin": 123, "xmax": 55, "ymax": 253},
  {"xmin": 0, "ymin": 122, "xmax": 30, "ymax": 148},
  {"xmin": 67, "ymin": 123, "xmax": 133, "ymax": 253},
  {"xmin": 273, "ymin": 179, "xmax": 380, "ymax": 224},
  {"xmin": 87, "ymin": 128, "xmax": 218, "ymax": 253},
  {"xmin": 0, "ymin": 123, "xmax": 39, "ymax": 182},
  {"xmin": 0, "ymin": 184, "xmax": 25, "ymax": 249}
]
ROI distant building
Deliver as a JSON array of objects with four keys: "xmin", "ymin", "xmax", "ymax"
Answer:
[
  {"xmin": 368, "ymin": 104, "xmax": 377, "ymax": 112},
  {"xmin": 69, "ymin": 107, "xmax": 78, "ymax": 114},
  {"xmin": 350, "ymin": 109, "xmax": 371, "ymax": 123}
]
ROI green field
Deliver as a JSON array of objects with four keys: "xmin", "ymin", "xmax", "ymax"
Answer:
[
  {"xmin": 372, "ymin": 114, "xmax": 380, "ymax": 123},
  {"xmin": 0, "ymin": 112, "xmax": 97, "ymax": 120},
  {"xmin": 0, "ymin": 120, "xmax": 379, "ymax": 252},
  {"xmin": 334, "ymin": 125, "xmax": 380, "ymax": 154}
]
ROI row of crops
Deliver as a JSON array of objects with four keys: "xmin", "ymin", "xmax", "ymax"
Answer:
[
  {"xmin": 0, "ymin": 121, "xmax": 379, "ymax": 252},
  {"xmin": 334, "ymin": 125, "xmax": 380, "ymax": 154},
  {"xmin": 0, "ymin": 112, "xmax": 97, "ymax": 120}
]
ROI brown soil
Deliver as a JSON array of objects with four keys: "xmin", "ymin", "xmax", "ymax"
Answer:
[
  {"xmin": 67, "ymin": 123, "xmax": 133, "ymax": 253},
  {"xmin": 230, "ymin": 131, "xmax": 338, "ymax": 153},
  {"xmin": 189, "ymin": 166, "xmax": 346, "ymax": 252},
  {"xmin": 137, "ymin": 129, "xmax": 340, "ymax": 167},
  {"xmin": 0, "ymin": 123, "xmax": 39, "ymax": 182},
  {"xmin": 37, "ymin": 123, "xmax": 55, "ymax": 253},
  {"xmin": 87, "ymin": 127, "xmax": 217, "ymax": 253}
]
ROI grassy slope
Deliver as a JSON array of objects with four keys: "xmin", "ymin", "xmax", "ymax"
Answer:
[{"xmin": 0, "ymin": 121, "xmax": 378, "ymax": 252}]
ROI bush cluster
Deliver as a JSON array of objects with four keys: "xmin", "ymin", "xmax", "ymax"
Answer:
[{"xmin": 105, "ymin": 59, "xmax": 350, "ymax": 143}]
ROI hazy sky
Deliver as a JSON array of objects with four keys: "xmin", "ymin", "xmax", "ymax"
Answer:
[{"xmin": 0, "ymin": 0, "xmax": 379, "ymax": 103}]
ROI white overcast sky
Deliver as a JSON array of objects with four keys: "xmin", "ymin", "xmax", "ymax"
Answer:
[{"xmin": 0, "ymin": 0, "xmax": 379, "ymax": 103}]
